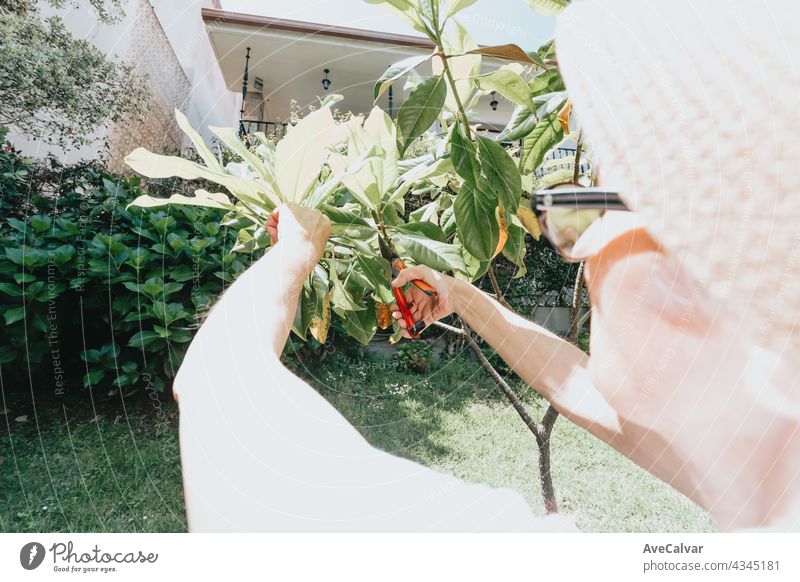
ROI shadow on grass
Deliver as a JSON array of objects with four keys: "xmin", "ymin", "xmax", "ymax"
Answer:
[{"xmin": 295, "ymin": 348, "xmax": 529, "ymax": 463}]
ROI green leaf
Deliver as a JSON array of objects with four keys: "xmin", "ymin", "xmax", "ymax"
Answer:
[
  {"xmin": 496, "ymin": 105, "xmax": 539, "ymax": 142},
  {"xmin": 355, "ymin": 255, "xmax": 394, "ymax": 304},
  {"xmin": 128, "ymin": 330, "xmax": 163, "ymax": 350},
  {"xmin": 529, "ymin": 69, "xmax": 564, "ymax": 97},
  {"xmin": 124, "ymin": 148, "xmax": 274, "ymax": 208},
  {"xmin": 209, "ymin": 125, "xmax": 278, "ymax": 192},
  {"xmin": 374, "ymin": 53, "xmax": 433, "ymax": 100},
  {"xmin": 520, "ymin": 109, "xmax": 564, "ymax": 175},
  {"xmin": 501, "ymin": 220, "xmax": 527, "ymax": 278},
  {"xmin": 362, "ymin": 0, "xmax": 429, "ymax": 35},
  {"xmin": 3, "ymin": 306, "xmax": 25, "ymax": 325},
  {"xmin": 275, "ymin": 106, "xmax": 336, "ymax": 202},
  {"xmin": 444, "ymin": 0, "xmax": 479, "ymax": 18},
  {"xmin": 526, "ymin": 0, "xmax": 570, "ymax": 16},
  {"xmin": 29, "ymin": 215, "xmax": 51, "ymax": 233},
  {"xmin": 330, "ymin": 269, "xmax": 365, "ymax": 312},
  {"xmin": 0, "ymin": 283, "xmax": 23, "ymax": 297},
  {"xmin": 175, "ymin": 109, "xmax": 223, "ymax": 172},
  {"xmin": 83, "ymin": 370, "xmax": 105, "ymax": 389},
  {"xmin": 5, "ymin": 217, "xmax": 26, "ymax": 232},
  {"xmin": 392, "ymin": 221, "xmax": 447, "ymax": 243},
  {"xmin": 392, "ymin": 231, "xmax": 468, "ymax": 273},
  {"xmin": 339, "ymin": 299, "xmax": 377, "ymax": 345},
  {"xmin": 13, "ymin": 272, "xmax": 35, "ymax": 284},
  {"xmin": 474, "ymin": 68, "xmax": 532, "ymax": 108},
  {"xmin": 477, "ymin": 135, "xmax": 521, "ymax": 213},
  {"xmin": 449, "ymin": 124, "xmax": 480, "ymax": 186},
  {"xmin": 321, "ymin": 204, "xmax": 370, "ymax": 227},
  {"xmin": 396, "ymin": 75, "xmax": 447, "ymax": 156},
  {"xmin": 454, "ymin": 182, "xmax": 500, "ymax": 261},
  {"xmin": 127, "ymin": 189, "xmax": 234, "ymax": 211}
]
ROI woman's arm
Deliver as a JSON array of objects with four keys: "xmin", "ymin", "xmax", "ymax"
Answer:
[{"xmin": 391, "ymin": 267, "xmax": 623, "ymax": 441}]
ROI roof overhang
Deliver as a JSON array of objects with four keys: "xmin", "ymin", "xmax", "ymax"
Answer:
[{"xmin": 202, "ymin": 7, "xmax": 510, "ymax": 128}]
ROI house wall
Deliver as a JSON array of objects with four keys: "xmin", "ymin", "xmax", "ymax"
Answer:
[{"xmin": 10, "ymin": 0, "xmax": 239, "ymax": 171}]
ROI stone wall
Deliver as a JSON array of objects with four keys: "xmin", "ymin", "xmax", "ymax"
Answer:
[{"xmin": 105, "ymin": 0, "xmax": 191, "ymax": 172}]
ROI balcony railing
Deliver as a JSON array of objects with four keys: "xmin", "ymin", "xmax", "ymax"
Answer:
[
  {"xmin": 533, "ymin": 146, "xmax": 591, "ymax": 179},
  {"xmin": 238, "ymin": 119, "xmax": 289, "ymax": 141}
]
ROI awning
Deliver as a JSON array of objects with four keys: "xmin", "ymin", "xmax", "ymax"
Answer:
[{"xmin": 202, "ymin": 7, "xmax": 509, "ymax": 129}]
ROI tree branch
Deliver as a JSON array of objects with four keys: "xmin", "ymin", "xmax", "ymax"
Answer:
[{"xmin": 486, "ymin": 263, "xmax": 511, "ymax": 309}]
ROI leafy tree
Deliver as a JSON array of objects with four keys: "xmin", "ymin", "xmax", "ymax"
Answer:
[
  {"xmin": 123, "ymin": 0, "xmax": 588, "ymax": 512},
  {"xmin": 0, "ymin": 0, "xmax": 148, "ymax": 149}
]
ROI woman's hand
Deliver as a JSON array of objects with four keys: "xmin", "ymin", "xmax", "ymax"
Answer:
[
  {"xmin": 266, "ymin": 203, "xmax": 331, "ymax": 274},
  {"xmin": 389, "ymin": 265, "xmax": 460, "ymax": 337}
]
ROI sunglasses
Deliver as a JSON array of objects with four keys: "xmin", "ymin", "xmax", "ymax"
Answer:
[{"xmin": 532, "ymin": 182, "xmax": 630, "ymax": 262}]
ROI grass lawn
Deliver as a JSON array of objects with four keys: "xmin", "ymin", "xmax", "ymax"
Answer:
[{"xmin": 1, "ymin": 351, "xmax": 714, "ymax": 532}]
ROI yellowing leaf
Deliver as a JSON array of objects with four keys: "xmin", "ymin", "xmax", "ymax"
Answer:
[
  {"xmin": 517, "ymin": 205, "xmax": 541, "ymax": 240},
  {"xmin": 493, "ymin": 205, "xmax": 508, "ymax": 257},
  {"xmin": 375, "ymin": 301, "xmax": 392, "ymax": 330},
  {"xmin": 309, "ymin": 288, "xmax": 332, "ymax": 344},
  {"xmin": 557, "ymin": 100, "xmax": 573, "ymax": 134}
]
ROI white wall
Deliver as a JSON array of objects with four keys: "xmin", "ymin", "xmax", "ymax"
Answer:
[
  {"xmin": 9, "ymin": 0, "xmax": 239, "ymax": 163},
  {"xmin": 148, "ymin": 0, "xmax": 240, "ymax": 137}
]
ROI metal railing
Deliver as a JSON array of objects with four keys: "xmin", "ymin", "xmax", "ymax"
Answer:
[
  {"xmin": 533, "ymin": 146, "xmax": 591, "ymax": 179},
  {"xmin": 238, "ymin": 119, "xmax": 289, "ymax": 141}
]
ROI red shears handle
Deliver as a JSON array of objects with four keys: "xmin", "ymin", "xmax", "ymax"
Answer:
[{"xmin": 391, "ymin": 259, "xmax": 433, "ymax": 338}]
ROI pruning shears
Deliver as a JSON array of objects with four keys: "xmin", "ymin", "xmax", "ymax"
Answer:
[{"xmin": 378, "ymin": 235, "xmax": 437, "ymax": 339}]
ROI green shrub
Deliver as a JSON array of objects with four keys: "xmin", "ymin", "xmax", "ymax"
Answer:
[
  {"xmin": 0, "ymin": 137, "xmax": 251, "ymax": 395},
  {"xmin": 393, "ymin": 338, "xmax": 435, "ymax": 374}
]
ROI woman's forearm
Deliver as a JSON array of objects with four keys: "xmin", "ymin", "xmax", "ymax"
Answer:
[
  {"xmin": 449, "ymin": 280, "xmax": 587, "ymax": 397},
  {"xmin": 448, "ymin": 280, "xmax": 622, "ymax": 439}
]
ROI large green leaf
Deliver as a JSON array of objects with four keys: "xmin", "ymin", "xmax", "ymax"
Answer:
[
  {"xmin": 496, "ymin": 105, "xmax": 539, "ymax": 142},
  {"xmin": 124, "ymin": 148, "xmax": 275, "ymax": 208},
  {"xmin": 449, "ymin": 124, "xmax": 480, "ymax": 186},
  {"xmin": 275, "ymin": 106, "xmax": 336, "ymax": 202},
  {"xmin": 392, "ymin": 231, "xmax": 468, "ymax": 273},
  {"xmin": 355, "ymin": 255, "xmax": 394, "ymax": 304},
  {"xmin": 128, "ymin": 190, "xmax": 233, "ymax": 211},
  {"xmin": 520, "ymin": 109, "xmax": 564, "ymax": 175},
  {"xmin": 393, "ymin": 221, "xmax": 447, "ymax": 242},
  {"xmin": 454, "ymin": 182, "xmax": 500, "ymax": 261},
  {"xmin": 477, "ymin": 135, "xmax": 521, "ymax": 213},
  {"xmin": 339, "ymin": 299, "xmax": 377, "ymax": 345},
  {"xmin": 339, "ymin": 107, "xmax": 398, "ymax": 208},
  {"xmin": 396, "ymin": 75, "xmax": 447, "ymax": 156},
  {"xmin": 529, "ymin": 68, "xmax": 564, "ymax": 97},
  {"xmin": 474, "ymin": 68, "xmax": 532, "ymax": 108},
  {"xmin": 209, "ymin": 125, "xmax": 278, "ymax": 192},
  {"xmin": 374, "ymin": 53, "xmax": 433, "ymax": 100}
]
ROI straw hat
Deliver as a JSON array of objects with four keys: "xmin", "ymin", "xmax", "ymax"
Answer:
[{"xmin": 555, "ymin": 0, "xmax": 800, "ymax": 358}]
